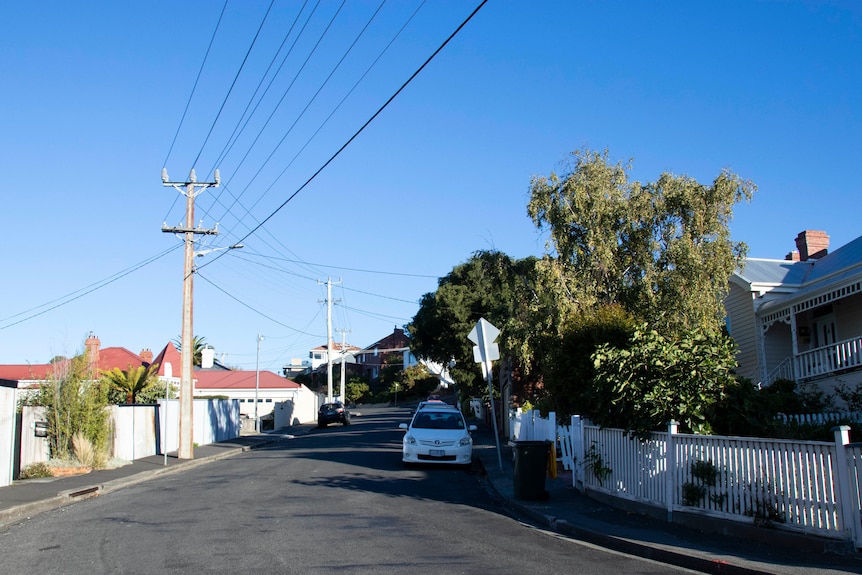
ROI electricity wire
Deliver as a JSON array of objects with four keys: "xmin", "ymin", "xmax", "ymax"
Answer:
[
  {"xmin": 193, "ymin": 1, "xmax": 427, "ymax": 291},
  {"xmin": 196, "ymin": 271, "xmax": 325, "ymax": 337},
  {"xmin": 207, "ymin": 0, "xmax": 313, "ymax": 173},
  {"xmin": 161, "ymin": 0, "xmax": 230, "ymax": 224},
  {"xmin": 207, "ymin": 0, "xmax": 424, "ymax": 234},
  {"xmin": 204, "ymin": 0, "xmax": 349, "ymax": 222},
  {"xmin": 162, "ymin": 0, "xmax": 229, "ymax": 171},
  {"xmin": 200, "ymin": 0, "xmax": 488, "ymax": 269},
  {"xmin": 0, "ymin": 245, "xmax": 182, "ymax": 330},
  {"xmin": 192, "ymin": 0, "xmax": 277, "ymax": 173},
  {"xmin": 236, "ymin": 251, "xmax": 439, "ymax": 279}
]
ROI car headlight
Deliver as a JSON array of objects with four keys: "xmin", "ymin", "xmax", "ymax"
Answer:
[
  {"xmin": 459, "ymin": 436, "xmax": 472, "ymax": 447},
  {"xmin": 405, "ymin": 435, "xmax": 416, "ymax": 445}
]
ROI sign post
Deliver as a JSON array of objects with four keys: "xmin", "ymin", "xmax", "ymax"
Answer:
[{"xmin": 468, "ymin": 318, "xmax": 503, "ymax": 471}]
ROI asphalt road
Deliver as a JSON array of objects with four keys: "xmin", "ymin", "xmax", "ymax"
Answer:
[{"xmin": 1, "ymin": 407, "xmax": 692, "ymax": 574}]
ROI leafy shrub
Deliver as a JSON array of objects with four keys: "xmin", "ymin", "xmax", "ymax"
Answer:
[
  {"xmin": 19, "ymin": 462, "xmax": 53, "ymax": 479},
  {"xmin": 592, "ymin": 325, "xmax": 738, "ymax": 438}
]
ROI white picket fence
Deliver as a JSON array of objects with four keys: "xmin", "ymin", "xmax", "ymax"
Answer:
[
  {"xmin": 509, "ymin": 409, "xmax": 862, "ymax": 548},
  {"xmin": 509, "ymin": 409, "xmax": 556, "ymax": 442},
  {"xmin": 778, "ymin": 411, "xmax": 862, "ymax": 425},
  {"xmin": 508, "ymin": 409, "xmax": 579, "ymax": 474}
]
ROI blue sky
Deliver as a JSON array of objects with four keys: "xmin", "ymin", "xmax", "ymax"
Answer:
[{"xmin": 1, "ymin": 1, "xmax": 859, "ymax": 372}]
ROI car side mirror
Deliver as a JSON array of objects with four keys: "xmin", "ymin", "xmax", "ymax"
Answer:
[
  {"xmin": 468, "ymin": 425, "xmax": 477, "ymax": 432},
  {"xmin": 399, "ymin": 423, "xmax": 408, "ymax": 430}
]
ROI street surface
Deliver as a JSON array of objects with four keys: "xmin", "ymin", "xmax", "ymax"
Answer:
[{"xmin": 1, "ymin": 407, "xmax": 691, "ymax": 574}]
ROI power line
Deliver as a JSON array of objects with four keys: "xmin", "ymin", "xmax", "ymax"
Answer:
[
  {"xmin": 196, "ymin": 271, "xmax": 325, "ymax": 337},
  {"xmin": 341, "ymin": 286, "xmax": 418, "ymax": 305},
  {"xmin": 190, "ymin": 0, "xmax": 427, "ymax": 280},
  {"xmin": 192, "ymin": 0, "xmax": 277, "ymax": 172},
  {"xmin": 0, "ymin": 245, "xmax": 182, "ymax": 330},
  {"xmin": 200, "ymin": 0, "xmax": 488, "ymax": 267},
  {"xmin": 237, "ymin": 251, "xmax": 439, "ymax": 279},
  {"xmin": 206, "ymin": 0, "xmax": 349, "ymax": 222},
  {"xmin": 205, "ymin": 0, "xmax": 427, "ymax": 238},
  {"xmin": 207, "ymin": 0, "xmax": 312, "ymax": 174},
  {"xmin": 338, "ymin": 304, "xmax": 411, "ymax": 323},
  {"xmin": 162, "ymin": 0, "xmax": 229, "ymax": 171}
]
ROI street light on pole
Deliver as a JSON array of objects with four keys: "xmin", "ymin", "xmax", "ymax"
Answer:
[
  {"xmin": 255, "ymin": 333, "xmax": 263, "ymax": 432},
  {"xmin": 195, "ymin": 244, "xmax": 243, "ymax": 257}
]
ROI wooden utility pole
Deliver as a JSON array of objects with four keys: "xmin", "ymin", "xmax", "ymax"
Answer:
[
  {"xmin": 162, "ymin": 168, "xmax": 220, "ymax": 460},
  {"xmin": 339, "ymin": 328, "xmax": 350, "ymax": 404},
  {"xmin": 318, "ymin": 277, "xmax": 341, "ymax": 403}
]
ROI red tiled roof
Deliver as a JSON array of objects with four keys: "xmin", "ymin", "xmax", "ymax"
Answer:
[
  {"xmin": 363, "ymin": 328, "xmax": 410, "ymax": 352},
  {"xmin": 98, "ymin": 347, "xmax": 146, "ymax": 372},
  {"xmin": 195, "ymin": 370, "xmax": 300, "ymax": 390},
  {"xmin": 0, "ymin": 364, "xmax": 53, "ymax": 381},
  {"xmin": 311, "ymin": 341, "xmax": 361, "ymax": 352},
  {"xmin": 0, "ymin": 342, "xmax": 171, "ymax": 383},
  {"xmin": 151, "ymin": 342, "xmax": 182, "ymax": 377}
]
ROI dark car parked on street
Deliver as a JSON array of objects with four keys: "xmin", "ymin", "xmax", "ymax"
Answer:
[{"xmin": 318, "ymin": 402, "xmax": 351, "ymax": 427}]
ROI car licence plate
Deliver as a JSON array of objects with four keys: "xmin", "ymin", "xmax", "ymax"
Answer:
[{"xmin": 429, "ymin": 449, "xmax": 445, "ymax": 457}]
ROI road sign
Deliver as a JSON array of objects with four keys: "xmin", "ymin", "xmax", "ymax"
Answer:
[
  {"xmin": 467, "ymin": 318, "xmax": 503, "ymax": 470},
  {"xmin": 468, "ymin": 317, "xmax": 500, "ymax": 368}
]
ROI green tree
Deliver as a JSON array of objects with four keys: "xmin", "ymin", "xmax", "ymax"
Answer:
[
  {"xmin": 408, "ymin": 251, "xmax": 540, "ymax": 397},
  {"xmin": 36, "ymin": 353, "xmax": 110, "ymax": 464},
  {"xmin": 345, "ymin": 377, "xmax": 370, "ymax": 405},
  {"xmin": 540, "ymin": 303, "xmax": 636, "ymax": 420},
  {"xmin": 102, "ymin": 364, "xmax": 160, "ymax": 404},
  {"xmin": 592, "ymin": 325, "xmax": 739, "ymax": 437},
  {"xmin": 527, "ymin": 148, "xmax": 754, "ymax": 336}
]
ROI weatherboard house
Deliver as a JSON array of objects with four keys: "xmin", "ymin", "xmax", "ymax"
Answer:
[
  {"xmin": 725, "ymin": 230, "xmax": 862, "ymax": 400},
  {"xmin": 354, "ymin": 327, "xmax": 417, "ymax": 381}
]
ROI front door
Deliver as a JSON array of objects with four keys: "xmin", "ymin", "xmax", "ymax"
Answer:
[
  {"xmin": 813, "ymin": 313, "xmax": 837, "ymax": 348},
  {"xmin": 813, "ymin": 313, "xmax": 837, "ymax": 372}
]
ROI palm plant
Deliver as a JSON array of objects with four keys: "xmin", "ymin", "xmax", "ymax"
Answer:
[
  {"xmin": 102, "ymin": 364, "xmax": 159, "ymax": 404},
  {"xmin": 173, "ymin": 335, "xmax": 207, "ymax": 366}
]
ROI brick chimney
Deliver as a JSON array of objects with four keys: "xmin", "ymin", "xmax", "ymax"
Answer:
[
  {"xmin": 85, "ymin": 332, "xmax": 101, "ymax": 375},
  {"xmin": 785, "ymin": 251, "xmax": 800, "ymax": 261},
  {"xmin": 140, "ymin": 348, "xmax": 153, "ymax": 364},
  {"xmin": 795, "ymin": 230, "xmax": 829, "ymax": 261}
]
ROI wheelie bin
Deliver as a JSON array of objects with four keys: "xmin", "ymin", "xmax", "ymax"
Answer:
[{"xmin": 512, "ymin": 440, "xmax": 550, "ymax": 500}]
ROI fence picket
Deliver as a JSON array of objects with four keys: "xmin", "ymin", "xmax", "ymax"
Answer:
[{"xmin": 508, "ymin": 409, "xmax": 861, "ymax": 545}]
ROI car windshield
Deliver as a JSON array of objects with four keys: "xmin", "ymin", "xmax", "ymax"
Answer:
[{"xmin": 412, "ymin": 412, "xmax": 465, "ymax": 430}]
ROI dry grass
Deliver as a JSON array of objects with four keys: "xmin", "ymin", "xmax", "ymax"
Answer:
[
  {"xmin": 71, "ymin": 432, "xmax": 106, "ymax": 468},
  {"xmin": 72, "ymin": 432, "xmax": 95, "ymax": 466}
]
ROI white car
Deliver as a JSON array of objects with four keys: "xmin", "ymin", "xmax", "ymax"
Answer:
[{"xmin": 399, "ymin": 404, "xmax": 477, "ymax": 467}]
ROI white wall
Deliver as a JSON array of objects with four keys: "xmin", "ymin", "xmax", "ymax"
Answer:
[
  {"xmin": 0, "ymin": 386, "xmax": 17, "ymax": 487},
  {"xmin": 194, "ymin": 388, "xmax": 298, "ymax": 419},
  {"xmin": 111, "ymin": 405, "xmax": 158, "ymax": 461},
  {"xmin": 273, "ymin": 385, "xmax": 318, "ymax": 428},
  {"xmin": 157, "ymin": 398, "xmax": 240, "ymax": 454},
  {"xmin": 19, "ymin": 406, "xmax": 49, "ymax": 469}
]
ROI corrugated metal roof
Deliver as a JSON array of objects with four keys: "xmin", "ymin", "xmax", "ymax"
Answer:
[
  {"xmin": 751, "ymin": 234, "xmax": 862, "ymax": 315},
  {"xmin": 802, "ymin": 234, "xmax": 862, "ymax": 284},
  {"xmin": 736, "ymin": 258, "xmax": 812, "ymax": 286},
  {"xmin": 195, "ymin": 370, "xmax": 300, "ymax": 390}
]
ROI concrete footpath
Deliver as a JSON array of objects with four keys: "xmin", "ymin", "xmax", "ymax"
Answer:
[{"xmin": 2, "ymin": 421, "xmax": 861, "ymax": 575}]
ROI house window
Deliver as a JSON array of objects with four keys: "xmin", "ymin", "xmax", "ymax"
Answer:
[{"xmin": 265, "ymin": 399, "xmax": 272, "ymax": 403}]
